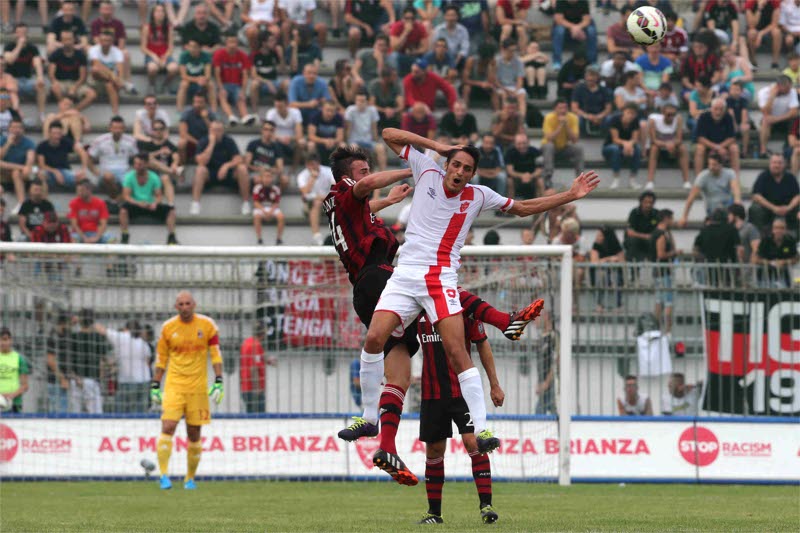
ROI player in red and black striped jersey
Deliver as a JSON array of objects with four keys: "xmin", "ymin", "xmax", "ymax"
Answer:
[
  {"xmin": 325, "ymin": 145, "xmax": 544, "ymax": 487},
  {"xmin": 251, "ymin": 168, "xmax": 284, "ymax": 245},
  {"xmin": 417, "ymin": 310, "xmax": 503, "ymax": 525}
]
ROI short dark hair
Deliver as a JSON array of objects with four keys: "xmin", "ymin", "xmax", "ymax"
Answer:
[
  {"xmin": 777, "ymin": 74, "xmax": 792, "ymax": 86},
  {"xmin": 623, "ymin": 102, "xmax": 639, "ymax": 113},
  {"xmin": 402, "ymin": 6, "xmax": 416, "ymax": 17},
  {"xmin": 483, "ymin": 230, "xmax": 500, "ymax": 245},
  {"xmin": 133, "ymin": 152, "xmax": 149, "ymax": 163},
  {"xmin": 0, "ymin": 327, "xmax": 10, "ymax": 338},
  {"xmin": 445, "ymin": 145, "xmax": 481, "ymax": 171},
  {"xmin": 274, "ymin": 91, "xmax": 287, "ymax": 102},
  {"xmin": 501, "ymin": 37, "xmax": 516, "ymax": 49},
  {"xmin": 110, "ymin": 115, "xmax": 125, "ymax": 125},
  {"xmin": 708, "ymin": 152, "xmax": 722, "ymax": 163},
  {"xmin": 48, "ymin": 120, "xmax": 64, "ymax": 130},
  {"xmin": 29, "ymin": 178, "xmax": 43, "ymax": 188},
  {"xmin": 14, "ymin": 21, "xmax": 26, "ymax": 29},
  {"xmin": 375, "ymin": 33, "xmax": 389, "ymax": 45},
  {"xmin": 330, "ymin": 145, "xmax": 370, "ymax": 182},
  {"xmin": 727, "ymin": 203, "xmax": 746, "ymax": 220},
  {"xmin": 554, "ymin": 97, "xmax": 569, "ymax": 107},
  {"xmin": 443, "ymin": 5, "xmax": 459, "ymax": 17},
  {"xmin": 152, "ymin": 118, "xmax": 166, "ymax": 129},
  {"xmin": 622, "ymin": 70, "xmax": 639, "ymax": 84},
  {"xmin": 639, "ymin": 190, "xmax": 656, "ymax": 203},
  {"xmin": 625, "ymin": 374, "xmax": 637, "ymax": 382},
  {"xmin": 658, "ymin": 208, "xmax": 674, "ymax": 222},
  {"xmin": 264, "ymin": 120, "xmax": 276, "ymax": 129}
]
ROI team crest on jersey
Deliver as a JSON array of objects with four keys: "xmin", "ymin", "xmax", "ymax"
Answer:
[
  {"xmin": 460, "ymin": 201, "xmax": 470, "ymax": 213},
  {"xmin": 427, "ymin": 187, "xmax": 437, "ymax": 199}
]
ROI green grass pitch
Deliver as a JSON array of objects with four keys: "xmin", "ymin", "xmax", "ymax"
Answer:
[{"xmin": 1, "ymin": 481, "xmax": 798, "ymax": 532}]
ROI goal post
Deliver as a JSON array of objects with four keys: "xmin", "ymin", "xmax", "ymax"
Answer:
[{"xmin": 0, "ymin": 242, "xmax": 573, "ymax": 484}]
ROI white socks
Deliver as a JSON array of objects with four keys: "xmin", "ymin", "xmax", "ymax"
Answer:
[
  {"xmin": 458, "ymin": 367, "xmax": 487, "ymax": 434},
  {"xmin": 360, "ymin": 349, "xmax": 384, "ymax": 425}
]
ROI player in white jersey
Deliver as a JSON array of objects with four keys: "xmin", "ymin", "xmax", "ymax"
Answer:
[{"xmin": 360, "ymin": 128, "xmax": 599, "ymax": 461}]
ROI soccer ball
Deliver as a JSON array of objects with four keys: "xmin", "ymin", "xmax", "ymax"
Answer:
[{"xmin": 626, "ymin": 6, "xmax": 667, "ymax": 46}]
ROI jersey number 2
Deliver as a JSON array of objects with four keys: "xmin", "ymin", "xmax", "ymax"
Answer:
[{"xmin": 329, "ymin": 212, "xmax": 348, "ymax": 251}]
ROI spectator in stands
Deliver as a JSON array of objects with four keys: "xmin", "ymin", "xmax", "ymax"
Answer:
[
  {"xmin": 403, "ymin": 57, "xmax": 457, "ymax": 112},
  {"xmin": 250, "ymin": 32, "xmax": 285, "ymax": 112},
  {"xmin": 239, "ymin": 0, "xmax": 280, "ymax": 52},
  {"xmin": 344, "ymin": 90, "xmax": 387, "ymax": 171},
  {"xmin": 214, "ymin": 33, "xmax": 257, "ymax": 126},
  {"xmin": 721, "ymin": 45, "xmax": 755, "ymax": 101},
  {"xmin": 614, "ymin": 70, "xmax": 648, "ymax": 115},
  {"xmin": 296, "ymin": 152, "xmax": 334, "ymax": 245},
  {"xmin": 700, "ymin": 0, "xmax": 740, "ymax": 49},
  {"xmin": 789, "ymin": 117, "xmax": 800, "ymax": 173},
  {"xmin": 647, "ymin": 102, "xmax": 689, "ymax": 189},
  {"xmin": 504, "ymin": 132, "xmax": 542, "ymax": 201},
  {"xmin": 0, "ymin": 118, "xmax": 35, "ymax": 211},
  {"xmin": 680, "ymin": 40, "xmax": 721, "ymax": 103},
  {"xmin": 749, "ymin": 154, "xmax": 800, "ymax": 236},
  {"xmin": 353, "ymin": 33, "xmax": 389, "ymax": 87},
  {"xmin": 0, "ymin": 58, "xmax": 19, "ymax": 114},
  {"xmin": 67, "ymin": 308, "xmax": 110, "ymax": 414},
  {"xmin": 476, "ymin": 133, "xmax": 506, "ymax": 195},
  {"xmin": 246, "ymin": 120, "xmax": 286, "ymax": 186},
  {"xmin": 141, "ymin": 3, "xmax": 177, "ymax": 95},
  {"xmin": 423, "ymin": 38, "xmax": 458, "ymax": 88},
  {"xmin": 88, "ymin": 30, "xmax": 129, "ymax": 114},
  {"xmin": 433, "ymin": 5, "xmax": 470, "ymax": 71},
  {"xmin": 461, "ymin": 41, "xmax": 496, "ymax": 105},
  {"xmin": 600, "ymin": 50, "xmax": 640, "ymax": 91},
  {"xmin": 120, "ymin": 153, "xmax": 177, "ymax": 245},
  {"xmin": 0, "ymin": 327, "xmax": 29, "ymax": 413},
  {"xmin": 617, "ymin": 375, "xmax": 653, "ymax": 415},
  {"xmin": 662, "ymin": 373, "xmax": 699, "ymax": 415},
  {"xmin": 522, "ymin": 41, "xmax": 550, "ymax": 99},
  {"xmin": 31, "ymin": 210, "xmax": 71, "ymax": 244},
  {"xmin": 282, "ymin": 0, "xmax": 327, "ymax": 48},
  {"xmin": 252, "ymin": 167, "xmax": 284, "ymax": 245},
  {"xmin": 43, "ymin": 95, "xmax": 90, "ymax": 143},
  {"xmin": 758, "ymin": 75, "xmax": 799, "ymax": 159},
  {"xmin": 137, "ymin": 118, "xmax": 179, "ymax": 205},
  {"xmin": 94, "ymin": 320, "xmax": 152, "ymax": 413},
  {"xmin": 541, "ymin": 98, "xmax": 584, "ymax": 187},
  {"xmin": 680, "ymin": 153, "xmax": 741, "ymax": 226},
  {"xmin": 45, "ymin": 312, "xmax": 72, "ymax": 413},
  {"xmin": 785, "ymin": 52, "xmax": 800, "ymax": 87},
  {"xmin": 725, "ymin": 80, "xmax": 752, "ymax": 158},
  {"xmin": 636, "ymin": 43, "xmax": 672, "ymax": 108},
  {"xmin": 178, "ymin": 39, "xmax": 216, "ymax": 113},
  {"xmin": 328, "ymin": 59, "xmax": 360, "ymax": 112},
  {"xmin": 3, "ymin": 23, "xmax": 46, "ymax": 124},
  {"xmin": 401, "ymin": 101, "xmax": 437, "ymax": 140},
  {"xmin": 0, "ymin": 198, "xmax": 10, "ymax": 247},
  {"xmin": 17, "ymin": 179, "xmax": 55, "ymax": 241},
  {"xmin": 286, "ymin": 25, "xmax": 322, "ymax": 77},
  {"xmin": 693, "ymin": 208, "xmax": 741, "ymax": 271},
  {"xmin": 369, "ymin": 66, "xmax": 404, "ymax": 131},
  {"xmin": 207, "ymin": 0, "xmax": 236, "ymax": 31},
  {"xmin": 555, "ymin": 49, "xmax": 586, "ymax": 102},
  {"xmin": 651, "ymin": 208, "xmax": 678, "ymax": 334},
  {"xmin": 695, "ymin": 98, "xmax": 741, "ymax": 180},
  {"xmin": 87, "ymin": 116, "xmax": 137, "ymax": 198},
  {"xmin": 608, "ymin": 4, "xmax": 642, "ymax": 59},
  {"xmin": 571, "ymin": 67, "xmax": 612, "ymax": 137},
  {"xmin": 239, "ymin": 323, "xmax": 276, "ymax": 413},
  {"xmin": 46, "ymin": 1, "xmax": 89, "ymax": 55},
  {"xmin": 653, "ymin": 81, "xmax": 679, "ymax": 112},
  {"xmin": 35, "ymin": 120, "xmax": 89, "ymax": 191},
  {"xmin": 444, "ymin": 0, "xmax": 489, "ymax": 50},
  {"xmin": 48, "ymin": 30, "xmax": 97, "ymax": 111},
  {"xmin": 133, "ymin": 95, "xmax": 170, "ymax": 144},
  {"xmin": 68, "ymin": 179, "xmax": 111, "ymax": 244},
  {"xmin": 589, "ymin": 225, "xmax": 625, "ymax": 311},
  {"xmin": 389, "ymin": 7, "xmax": 430, "ymax": 77},
  {"xmin": 180, "ymin": 3, "xmax": 222, "ymax": 53},
  {"xmin": 492, "ymin": 98, "xmax": 525, "ymax": 150},
  {"xmin": 661, "ymin": 10, "xmax": 689, "ymax": 69},
  {"xmin": 728, "ymin": 203, "xmax": 761, "ymax": 263},
  {"xmin": 0, "ymin": 88, "xmax": 19, "ymax": 136},
  {"xmin": 90, "ymin": 1, "xmax": 134, "ymax": 96},
  {"xmin": 551, "ymin": 0, "xmax": 597, "ymax": 69},
  {"xmin": 745, "ymin": 0, "xmax": 782, "ymax": 69},
  {"xmin": 604, "ymin": 103, "xmax": 642, "ymax": 190},
  {"xmin": 191, "ymin": 121, "xmax": 250, "ymax": 216},
  {"xmin": 438, "ymin": 100, "xmax": 478, "ymax": 145},
  {"xmin": 624, "ymin": 190, "xmax": 657, "ymax": 261},
  {"xmin": 178, "ymin": 92, "xmax": 216, "ymax": 165},
  {"xmin": 344, "ymin": 0, "xmax": 393, "ymax": 59},
  {"xmin": 780, "ymin": 0, "xmax": 800, "ymax": 52},
  {"xmin": 308, "ymin": 100, "xmax": 345, "ymax": 165},
  {"xmin": 288, "ymin": 63, "xmax": 330, "ymax": 126},
  {"xmin": 493, "ymin": 38, "xmax": 527, "ymax": 117},
  {"xmin": 753, "ymin": 217, "xmax": 799, "ymax": 287},
  {"xmin": 266, "ymin": 91, "xmax": 306, "ymax": 168},
  {"xmin": 687, "ymin": 76, "xmax": 714, "ymax": 135}
]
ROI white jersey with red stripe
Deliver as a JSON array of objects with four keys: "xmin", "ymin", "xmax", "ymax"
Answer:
[{"xmin": 398, "ymin": 145, "xmax": 514, "ymax": 270}]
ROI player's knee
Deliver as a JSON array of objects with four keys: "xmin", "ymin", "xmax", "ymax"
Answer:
[{"xmin": 426, "ymin": 440, "xmax": 447, "ymax": 459}]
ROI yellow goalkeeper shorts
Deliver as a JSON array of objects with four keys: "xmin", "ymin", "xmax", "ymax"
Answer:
[{"xmin": 161, "ymin": 390, "xmax": 211, "ymax": 426}]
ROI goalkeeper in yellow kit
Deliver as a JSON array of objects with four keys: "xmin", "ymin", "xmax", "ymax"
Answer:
[{"xmin": 150, "ymin": 291, "xmax": 224, "ymax": 490}]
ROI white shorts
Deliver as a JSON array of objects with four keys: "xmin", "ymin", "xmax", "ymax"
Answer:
[
  {"xmin": 374, "ymin": 265, "xmax": 463, "ymax": 336},
  {"xmin": 253, "ymin": 206, "xmax": 282, "ymax": 218}
]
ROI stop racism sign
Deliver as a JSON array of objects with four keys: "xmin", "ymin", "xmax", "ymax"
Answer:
[
  {"xmin": 0, "ymin": 424, "xmax": 19, "ymax": 462},
  {"xmin": 678, "ymin": 426, "xmax": 719, "ymax": 466}
]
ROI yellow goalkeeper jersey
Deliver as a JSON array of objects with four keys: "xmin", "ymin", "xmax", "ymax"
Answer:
[{"xmin": 156, "ymin": 314, "xmax": 223, "ymax": 393}]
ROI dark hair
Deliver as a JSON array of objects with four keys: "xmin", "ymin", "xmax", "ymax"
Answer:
[
  {"xmin": 501, "ymin": 37, "xmax": 516, "ymax": 49},
  {"xmin": 671, "ymin": 372, "xmax": 685, "ymax": 381},
  {"xmin": 657, "ymin": 208, "xmax": 674, "ymax": 222},
  {"xmin": 443, "ymin": 5, "xmax": 460, "ymax": 17},
  {"xmin": 48, "ymin": 120, "xmax": 64, "ymax": 130},
  {"xmin": 697, "ymin": 75, "xmax": 712, "ymax": 88},
  {"xmin": 445, "ymin": 145, "xmax": 481, "ymax": 170},
  {"xmin": 192, "ymin": 91, "xmax": 207, "ymax": 101},
  {"xmin": 625, "ymin": 374, "xmax": 637, "ymax": 382},
  {"xmin": 76, "ymin": 178, "xmax": 92, "ymax": 188},
  {"xmin": 274, "ymin": 91, "xmax": 287, "ymax": 102},
  {"xmin": 152, "ymin": 118, "xmax": 166, "ymax": 128},
  {"xmin": 777, "ymin": 74, "xmax": 792, "ymax": 86},
  {"xmin": 264, "ymin": 120, "xmax": 276, "ymax": 129},
  {"xmin": 623, "ymin": 102, "xmax": 639, "ymax": 113},
  {"xmin": 29, "ymin": 178, "xmax": 43, "ymax": 188},
  {"xmin": 375, "ymin": 33, "xmax": 389, "ymax": 45},
  {"xmin": 707, "ymin": 152, "xmax": 722, "ymax": 163},
  {"xmin": 554, "ymin": 97, "xmax": 569, "ymax": 107},
  {"xmin": 0, "ymin": 327, "xmax": 10, "ymax": 338},
  {"xmin": 483, "ymin": 230, "xmax": 501, "ymax": 245},
  {"xmin": 110, "ymin": 115, "xmax": 125, "ymax": 125},
  {"xmin": 727, "ymin": 203, "xmax": 746, "ymax": 220},
  {"xmin": 639, "ymin": 190, "xmax": 656, "ymax": 203},
  {"xmin": 133, "ymin": 152, "xmax": 149, "ymax": 163},
  {"xmin": 330, "ymin": 145, "xmax": 369, "ymax": 182},
  {"xmin": 14, "ymin": 21, "xmax": 26, "ymax": 29},
  {"xmin": 402, "ymin": 6, "xmax": 416, "ymax": 17},
  {"xmin": 710, "ymin": 207, "xmax": 727, "ymax": 224},
  {"xmin": 79, "ymin": 308, "xmax": 94, "ymax": 328},
  {"xmin": 658, "ymin": 81, "xmax": 672, "ymax": 91},
  {"xmin": 622, "ymin": 70, "xmax": 639, "ymax": 84}
]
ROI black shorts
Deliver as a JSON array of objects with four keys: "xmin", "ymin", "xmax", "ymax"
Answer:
[
  {"xmin": 353, "ymin": 263, "xmax": 420, "ymax": 356},
  {"xmin": 204, "ymin": 166, "xmax": 241, "ymax": 191},
  {"xmin": 122, "ymin": 203, "xmax": 173, "ymax": 222},
  {"xmin": 419, "ymin": 397, "xmax": 473, "ymax": 443}
]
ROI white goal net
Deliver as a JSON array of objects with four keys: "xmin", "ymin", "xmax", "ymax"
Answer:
[{"xmin": 0, "ymin": 243, "xmax": 572, "ymax": 484}]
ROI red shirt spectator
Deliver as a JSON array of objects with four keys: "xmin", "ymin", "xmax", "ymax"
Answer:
[
  {"xmin": 661, "ymin": 26, "xmax": 688, "ymax": 59},
  {"xmin": 213, "ymin": 47, "xmax": 251, "ymax": 86},
  {"xmin": 389, "ymin": 19, "xmax": 427, "ymax": 53},
  {"xmin": 31, "ymin": 212, "xmax": 72, "ymax": 243},
  {"xmin": 239, "ymin": 335, "xmax": 266, "ymax": 392},
  {"xmin": 680, "ymin": 49, "xmax": 719, "ymax": 86},
  {"xmin": 90, "ymin": 15, "xmax": 126, "ymax": 43},
  {"xmin": 496, "ymin": 0, "xmax": 531, "ymax": 19},
  {"xmin": 253, "ymin": 183, "xmax": 281, "ymax": 207},
  {"xmin": 68, "ymin": 194, "xmax": 109, "ymax": 233},
  {"xmin": 401, "ymin": 105, "xmax": 437, "ymax": 138},
  {"xmin": 403, "ymin": 61, "xmax": 457, "ymax": 110}
]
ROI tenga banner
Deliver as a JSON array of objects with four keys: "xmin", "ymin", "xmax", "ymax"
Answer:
[{"xmin": 701, "ymin": 292, "xmax": 800, "ymax": 416}]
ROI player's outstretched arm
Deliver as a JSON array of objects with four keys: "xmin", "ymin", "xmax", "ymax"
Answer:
[
  {"xmin": 382, "ymin": 127, "xmax": 459, "ymax": 157},
  {"xmin": 507, "ymin": 171, "xmax": 599, "ymax": 218},
  {"xmin": 476, "ymin": 340, "xmax": 504, "ymax": 407},
  {"xmin": 353, "ymin": 168, "xmax": 412, "ymax": 200},
  {"xmin": 369, "ymin": 184, "xmax": 413, "ymax": 213}
]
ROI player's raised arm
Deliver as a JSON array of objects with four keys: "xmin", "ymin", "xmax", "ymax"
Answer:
[
  {"xmin": 369, "ymin": 184, "xmax": 413, "ymax": 213},
  {"xmin": 507, "ymin": 171, "xmax": 600, "ymax": 218},
  {"xmin": 353, "ymin": 168, "xmax": 413, "ymax": 200},
  {"xmin": 382, "ymin": 127, "xmax": 459, "ymax": 157},
  {"xmin": 476, "ymin": 340, "xmax": 504, "ymax": 408}
]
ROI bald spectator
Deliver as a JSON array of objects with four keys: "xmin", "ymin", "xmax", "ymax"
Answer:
[
  {"xmin": 401, "ymin": 102, "xmax": 437, "ymax": 140},
  {"xmin": 541, "ymin": 98, "xmax": 584, "ymax": 186},
  {"xmin": 438, "ymin": 100, "xmax": 478, "ymax": 145},
  {"xmin": 403, "ymin": 57, "xmax": 457, "ymax": 112},
  {"xmin": 389, "ymin": 7, "xmax": 430, "ymax": 77},
  {"xmin": 758, "ymin": 76, "xmax": 799, "ymax": 159},
  {"xmin": 288, "ymin": 63, "xmax": 330, "ymax": 125},
  {"xmin": 749, "ymin": 154, "xmax": 800, "ymax": 236},
  {"xmin": 695, "ymin": 97, "xmax": 741, "ymax": 180},
  {"xmin": 179, "ymin": 3, "xmax": 222, "ymax": 53},
  {"xmin": 504, "ymin": 132, "xmax": 543, "ymax": 201}
]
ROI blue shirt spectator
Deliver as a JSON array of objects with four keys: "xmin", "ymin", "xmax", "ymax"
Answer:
[{"xmin": 288, "ymin": 66, "xmax": 331, "ymax": 124}]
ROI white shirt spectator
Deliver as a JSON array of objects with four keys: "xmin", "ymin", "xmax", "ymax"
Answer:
[
  {"xmin": 281, "ymin": 0, "xmax": 315, "ymax": 25},
  {"xmin": 88, "ymin": 44, "xmax": 124, "ymax": 70},
  {"xmin": 296, "ymin": 164, "xmax": 335, "ymax": 201},
  {"xmin": 662, "ymin": 388, "xmax": 699, "ymax": 416},
  {"xmin": 266, "ymin": 106, "xmax": 303, "ymax": 139},
  {"xmin": 88, "ymin": 133, "xmax": 138, "ymax": 175},
  {"xmin": 757, "ymin": 84, "xmax": 800, "ymax": 116},
  {"xmin": 105, "ymin": 328, "xmax": 152, "ymax": 384},
  {"xmin": 599, "ymin": 59, "xmax": 641, "ymax": 79},
  {"xmin": 432, "ymin": 22, "xmax": 470, "ymax": 60},
  {"xmin": 134, "ymin": 108, "xmax": 171, "ymax": 137},
  {"xmin": 344, "ymin": 104, "xmax": 379, "ymax": 144},
  {"xmin": 618, "ymin": 393, "xmax": 651, "ymax": 415},
  {"xmin": 779, "ymin": 0, "xmax": 800, "ymax": 33}
]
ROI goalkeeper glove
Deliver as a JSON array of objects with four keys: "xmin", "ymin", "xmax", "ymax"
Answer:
[
  {"xmin": 208, "ymin": 377, "xmax": 224, "ymax": 404},
  {"xmin": 150, "ymin": 380, "xmax": 162, "ymax": 405}
]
